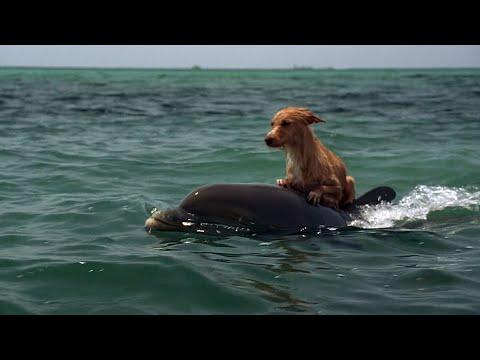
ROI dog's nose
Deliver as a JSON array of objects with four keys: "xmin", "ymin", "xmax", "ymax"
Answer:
[{"xmin": 265, "ymin": 137, "xmax": 273, "ymax": 146}]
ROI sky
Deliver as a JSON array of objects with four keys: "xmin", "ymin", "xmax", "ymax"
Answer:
[{"xmin": 0, "ymin": 45, "xmax": 479, "ymax": 69}]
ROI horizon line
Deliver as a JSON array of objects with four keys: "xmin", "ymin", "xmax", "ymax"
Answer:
[{"xmin": 1, "ymin": 65, "xmax": 480, "ymax": 71}]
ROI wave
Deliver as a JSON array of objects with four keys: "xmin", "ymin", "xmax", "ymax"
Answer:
[{"xmin": 350, "ymin": 185, "xmax": 480, "ymax": 229}]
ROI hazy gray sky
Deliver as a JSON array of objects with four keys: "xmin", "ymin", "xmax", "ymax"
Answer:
[{"xmin": 0, "ymin": 45, "xmax": 479, "ymax": 68}]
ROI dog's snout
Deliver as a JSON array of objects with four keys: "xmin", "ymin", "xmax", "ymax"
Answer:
[{"xmin": 265, "ymin": 136, "xmax": 274, "ymax": 146}]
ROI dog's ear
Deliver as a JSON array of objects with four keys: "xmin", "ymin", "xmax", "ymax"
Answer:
[{"xmin": 299, "ymin": 108, "xmax": 325, "ymax": 125}]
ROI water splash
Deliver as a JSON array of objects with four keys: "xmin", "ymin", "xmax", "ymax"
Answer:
[{"xmin": 350, "ymin": 185, "xmax": 480, "ymax": 229}]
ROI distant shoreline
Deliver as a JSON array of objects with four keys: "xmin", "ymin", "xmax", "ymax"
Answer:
[{"xmin": 1, "ymin": 65, "xmax": 479, "ymax": 71}]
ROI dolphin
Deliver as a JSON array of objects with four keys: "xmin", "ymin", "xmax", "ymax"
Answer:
[{"xmin": 144, "ymin": 183, "xmax": 395, "ymax": 237}]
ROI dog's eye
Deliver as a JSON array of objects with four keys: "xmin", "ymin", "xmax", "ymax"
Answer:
[{"xmin": 282, "ymin": 121, "xmax": 291, "ymax": 126}]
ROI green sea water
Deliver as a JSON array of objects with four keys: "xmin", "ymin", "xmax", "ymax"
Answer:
[{"xmin": 1, "ymin": 67, "xmax": 479, "ymax": 314}]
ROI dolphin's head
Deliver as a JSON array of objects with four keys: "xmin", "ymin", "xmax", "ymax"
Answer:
[{"xmin": 145, "ymin": 208, "xmax": 189, "ymax": 233}]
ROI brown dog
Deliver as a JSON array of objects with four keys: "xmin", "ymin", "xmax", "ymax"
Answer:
[{"xmin": 264, "ymin": 107, "xmax": 355, "ymax": 209}]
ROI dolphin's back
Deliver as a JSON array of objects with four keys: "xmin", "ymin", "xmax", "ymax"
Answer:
[{"xmin": 180, "ymin": 183, "xmax": 349, "ymax": 233}]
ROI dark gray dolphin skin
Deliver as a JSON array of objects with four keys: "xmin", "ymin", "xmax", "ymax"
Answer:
[{"xmin": 145, "ymin": 183, "xmax": 396, "ymax": 237}]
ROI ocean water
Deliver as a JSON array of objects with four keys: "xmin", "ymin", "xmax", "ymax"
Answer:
[{"xmin": 1, "ymin": 67, "xmax": 479, "ymax": 314}]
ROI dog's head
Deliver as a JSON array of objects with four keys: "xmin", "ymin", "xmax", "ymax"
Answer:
[{"xmin": 264, "ymin": 107, "xmax": 325, "ymax": 148}]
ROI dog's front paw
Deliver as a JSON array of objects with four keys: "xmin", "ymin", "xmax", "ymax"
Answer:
[
  {"xmin": 276, "ymin": 179, "xmax": 290, "ymax": 188},
  {"xmin": 307, "ymin": 191, "xmax": 323, "ymax": 206},
  {"xmin": 321, "ymin": 197, "xmax": 339, "ymax": 209}
]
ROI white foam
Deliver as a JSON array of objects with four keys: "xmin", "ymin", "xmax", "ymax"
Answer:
[{"xmin": 349, "ymin": 185, "xmax": 480, "ymax": 229}]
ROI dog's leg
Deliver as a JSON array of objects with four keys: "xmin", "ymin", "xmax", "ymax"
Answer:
[
  {"xmin": 320, "ymin": 191, "xmax": 342, "ymax": 209},
  {"xmin": 277, "ymin": 178, "xmax": 297, "ymax": 190},
  {"xmin": 342, "ymin": 176, "xmax": 356, "ymax": 206},
  {"xmin": 308, "ymin": 178, "xmax": 342, "ymax": 208},
  {"xmin": 277, "ymin": 178, "xmax": 289, "ymax": 187},
  {"xmin": 307, "ymin": 186, "xmax": 323, "ymax": 205}
]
